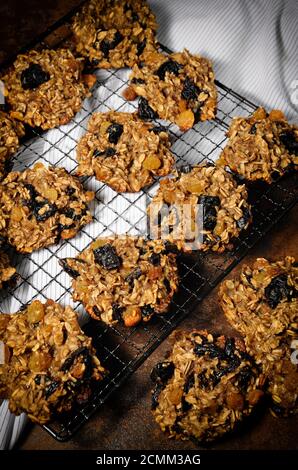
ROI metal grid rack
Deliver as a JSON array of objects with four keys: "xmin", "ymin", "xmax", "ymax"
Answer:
[{"xmin": 0, "ymin": 28, "xmax": 297, "ymax": 440}]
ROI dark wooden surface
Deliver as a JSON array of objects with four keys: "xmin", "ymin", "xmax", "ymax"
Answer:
[{"xmin": 1, "ymin": 0, "xmax": 297, "ymax": 451}]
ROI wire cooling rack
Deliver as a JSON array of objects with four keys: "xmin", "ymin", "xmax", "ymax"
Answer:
[{"xmin": 0, "ymin": 24, "xmax": 297, "ymax": 440}]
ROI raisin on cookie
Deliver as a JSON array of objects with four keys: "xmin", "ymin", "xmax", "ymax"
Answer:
[
  {"xmin": 219, "ymin": 257, "xmax": 298, "ymax": 416},
  {"xmin": 72, "ymin": 0, "xmax": 157, "ymax": 69},
  {"xmin": 1, "ymin": 48, "xmax": 95, "ymax": 129},
  {"xmin": 147, "ymin": 165, "xmax": 251, "ymax": 252},
  {"xmin": 0, "ymin": 299, "xmax": 106, "ymax": 424},
  {"xmin": 127, "ymin": 49, "xmax": 217, "ymax": 131},
  {"xmin": 76, "ymin": 111, "xmax": 174, "ymax": 192},
  {"xmin": 0, "ymin": 111, "xmax": 25, "ymax": 181},
  {"xmin": 151, "ymin": 329, "xmax": 264, "ymax": 443},
  {"xmin": 60, "ymin": 236, "xmax": 179, "ymax": 327},
  {"xmin": 0, "ymin": 162, "xmax": 94, "ymax": 253},
  {"xmin": 217, "ymin": 108, "xmax": 298, "ymax": 183}
]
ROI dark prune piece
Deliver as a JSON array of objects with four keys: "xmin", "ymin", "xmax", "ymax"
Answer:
[
  {"xmin": 65, "ymin": 186, "xmax": 76, "ymax": 196},
  {"xmin": 45, "ymin": 380, "xmax": 60, "ymax": 399},
  {"xmin": 265, "ymin": 274, "xmax": 294, "ymax": 308},
  {"xmin": 151, "ymin": 361, "xmax": 175, "ymax": 383},
  {"xmin": 137, "ymin": 38, "xmax": 146, "ymax": 56},
  {"xmin": 93, "ymin": 244, "xmax": 121, "ymax": 270},
  {"xmin": 92, "ymin": 305, "xmax": 102, "ymax": 318},
  {"xmin": 237, "ymin": 365, "xmax": 253, "ymax": 391},
  {"xmin": 59, "ymin": 259, "xmax": 80, "ymax": 279},
  {"xmin": 131, "ymin": 77, "xmax": 145, "ymax": 84},
  {"xmin": 183, "ymin": 372, "xmax": 195, "ymax": 393},
  {"xmin": 224, "ymin": 338, "xmax": 235, "ymax": 357},
  {"xmin": 151, "ymin": 383, "xmax": 163, "ymax": 409},
  {"xmin": 93, "ymin": 147, "xmax": 116, "ymax": 158},
  {"xmin": 125, "ymin": 267, "xmax": 142, "ymax": 286},
  {"xmin": 100, "ymin": 31, "xmax": 123, "ymax": 58},
  {"xmin": 163, "ymin": 241, "xmax": 179, "ymax": 254},
  {"xmin": 149, "ymin": 252, "xmax": 160, "ymax": 265},
  {"xmin": 198, "ymin": 195, "xmax": 220, "ymax": 231},
  {"xmin": 250, "ymin": 123, "xmax": 257, "ymax": 134},
  {"xmin": 150, "ymin": 126, "xmax": 167, "ymax": 134},
  {"xmin": 202, "ymin": 205, "xmax": 217, "ymax": 231},
  {"xmin": 61, "ymin": 346, "xmax": 89, "ymax": 372},
  {"xmin": 280, "ymin": 131, "xmax": 298, "ymax": 155},
  {"xmin": 164, "ymin": 278, "xmax": 171, "ymax": 293},
  {"xmin": 34, "ymin": 375, "xmax": 42, "ymax": 385},
  {"xmin": 155, "ymin": 60, "xmax": 182, "ymax": 80},
  {"xmin": 181, "ymin": 396, "xmax": 192, "ymax": 412},
  {"xmin": 21, "ymin": 63, "xmax": 50, "ymax": 90},
  {"xmin": 33, "ymin": 202, "xmax": 57, "ymax": 222},
  {"xmin": 236, "ymin": 206, "xmax": 251, "ymax": 230},
  {"xmin": 138, "ymin": 97, "xmax": 158, "ymax": 120},
  {"xmin": 270, "ymin": 402, "xmax": 286, "ymax": 416},
  {"xmin": 63, "ymin": 208, "xmax": 83, "ymax": 222},
  {"xmin": 107, "ymin": 123, "xmax": 123, "ymax": 144},
  {"xmin": 131, "ymin": 11, "xmax": 139, "ymax": 22},
  {"xmin": 112, "ymin": 303, "xmax": 124, "ymax": 322},
  {"xmin": 181, "ymin": 77, "xmax": 199, "ymax": 101},
  {"xmin": 141, "ymin": 304, "xmax": 155, "ymax": 319},
  {"xmin": 198, "ymin": 371, "xmax": 211, "ymax": 390},
  {"xmin": 179, "ymin": 164, "xmax": 192, "ymax": 174},
  {"xmin": 198, "ymin": 195, "xmax": 220, "ymax": 206}
]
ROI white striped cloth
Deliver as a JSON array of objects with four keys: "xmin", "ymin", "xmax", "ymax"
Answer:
[{"xmin": 1, "ymin": 0, "xmax": 297, "ymax": 450}]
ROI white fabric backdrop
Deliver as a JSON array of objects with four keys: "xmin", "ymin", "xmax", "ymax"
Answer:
[{"xmin": 1, "ymin": 0, "xmax": 297, "ymax": 450}]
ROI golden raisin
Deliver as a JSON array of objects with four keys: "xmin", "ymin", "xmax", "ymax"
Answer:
[
  {"xmin": 269, "ymin": 109, "xmax": 285, "ymax": 121},
  {"xmin": 122, "ymin": 306, "xmax": 142, "ymax": 327},
  {"xmin": 11, "ymin": 207, "xmax": 24, "ymax": 222},
  {"xmin": 176, "ymin": 109, "xmax": 194, "ymax": 131},
  {"xmin": 60, "ymin": 228, "xmax": 77, "ymax": 240},
  {"xmin": 29, "ymin": 351, "xmax": 52, "ymax": 372},
  {"xmin": 27, "ymin": 300, "xmax": 45, "ymax": 323},
  {"xmin": 226, "ymin": 391, "xmax": 244, "ymax": 410},
  {"xmin": 122, "ymin": 86, "xmax": 137, "ymax": 101},
  {"xmin": 143, "ymin": 155, "xmax": 161, "ymax": 170},
  {"xmin": 252, "ymin": 107, "xmax": 267, "ymax": 121},
  {"xmin": 163, "ymin": 189, "xmax": 176, "ymax": 204},
  {"xmin": 42, "ymin": 188, "xmax": 58, "ymax": 201},
  {"xmin": 248, "ymin": 389, "xmax": 264, "ymax": 405}
]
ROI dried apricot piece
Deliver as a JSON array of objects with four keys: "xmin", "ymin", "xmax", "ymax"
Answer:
[
  {"xmin": 143, "ymin": 155, "xmax": 161, "ymax": 170},
  {"xmin": 176, "ymin": 109, "xmax": 194, "ymax": 131}
]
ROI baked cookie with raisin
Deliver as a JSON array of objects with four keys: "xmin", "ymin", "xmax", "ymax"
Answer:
[
  {"xmin": 72, "ymin": 0, "xmax": 157, "ymax": 69},
  {"xmin": 217, "ymin": 108, "xmax": 298, "ymax": 183},
  {"xmin": 0, "ymin": 299, "xmax": 106, "ymax": 424},
  {"xmin": 0, "ymin": 111, "xmax": 24, "ymax": 180},
  {"xmin": 127, "ymin": 49, "xmax": 217, "ymax": 131},
  {"xmin": 60, "ymin": 236, "xmax": 179, "ymax": 327},
  {"xmin": 147, "ymin": 164, "xmax": 251, "ymax": 252},
  {"xmin": 0, "ymin": 162, "xmax": 94, "ymax": 253},
  {"xmin": 76, "ymin": 111, "xmax": 174, "ymax": 192},
  {"xmin": 151, "ymin": 329, "xmax": 264, "ymax": 443},
  {"xmin": 219, "ymin": 257, "xmax": 298, "ymax": 416},
  {"xmin": 1, "ymin": 48, "xmax": 95, "ymax": 129}
]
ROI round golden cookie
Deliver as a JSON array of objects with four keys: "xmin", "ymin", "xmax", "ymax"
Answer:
[
  {"xmin": 219, "ymin": 257, "xmax": 298, "ymax": 416},
  {"xmin": 76, "ymin": 111, "xmax": 174, "ymax": 192},
  {"xmin": 60, "ymin": 236, "xmax": 179, "ymax": 327},
  {"xmin": 0, "ymin": 299, "xmax": 106, "ymax": 424},
  {"xmin": 217, "ymin": 108, "xmax": 298, "ymax": 183},
  {"xmin": 1, "ymin": 48, "xmax": 94, "ymax": 129},
  {"xmin": 0, "ymin": 111, "xmax": 24, "ymax": 180},
  {"xmin": 0, "ymin": 163, "xmax": 94, "ymax": 253},
  {"xmin": 147, "ymin": 164, "xmax": 251, "ymax": 252},
  {"xmin": 128, "ymin": 49, "xmax": 217, "ymax": 131},
  {"xmin": 151, "ymin": 329, "xmax": 264, "ymax": 443},
  {"xmin": 72, "ymin": 0, "xmax": 157, "ymax": 68}
]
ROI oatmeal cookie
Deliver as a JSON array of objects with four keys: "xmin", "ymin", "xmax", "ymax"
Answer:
[
  {"xmin": 217, "ymin": 108, "xmax": 298, "ymax": 183},
  {"xmin": 60, "ymin": 236, "xmax": 179, "ymax": 327},
  {"xmin": 72, "ymin": 0, "xmax": 157, "ymax": 69},
  {"xmin": 0, "ymin": 111, "xmax": 25, "ymax": 181},
  {"xmin": 1, "ymin": 48, "xmax": 95, "ymax": 129},
  {"xmin": 127, "ymin": 49, "xmax": 217, "ymax": 130},
  {"xmin": 0, "ymin": 299, "xmax": 106, "ymax": 424},
  {"xmin": 151, "ymin": 329, "xmax": 264, "ymax": 443},
  {"xmin": 76, "ymin": 111, "xmax": 174, "ymax": 192},
  {"xmin": 147, "ymin": 165, "xmax": 251, "ymax": 252},
  {"xmin": 219, "ymin": 257, "xmax": 298, "ymax": 416},
  {"xmin": 0, "ymin": 251, "xmax": 18, "ymax": 290},
  {"xmin": 0, "ymin": 162, "xmax": 94, "ymax": 253}
]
